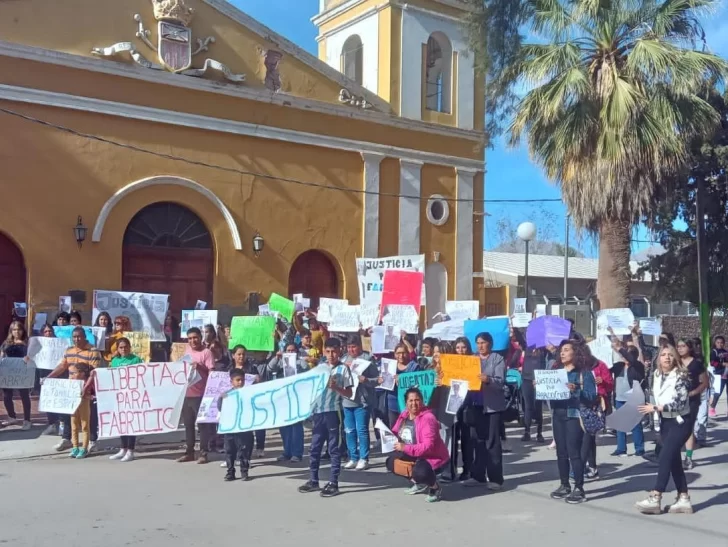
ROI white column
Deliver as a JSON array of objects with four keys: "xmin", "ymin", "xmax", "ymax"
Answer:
[
  {"xmin": 362, "ymin": 153, "xmax": 384, "ymax": 258},
  {"xmin": 398, "ymin": 159, "xmax": 423, "ymax": 254},
  {"xmin": 455, "ymin": 168, "xmax": 477, "ymax": 299}
]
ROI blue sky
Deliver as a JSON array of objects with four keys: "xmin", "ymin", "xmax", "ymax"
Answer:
[{"xmin": 232, "ymin": 0, "xmax": 728, "ymax": 257}]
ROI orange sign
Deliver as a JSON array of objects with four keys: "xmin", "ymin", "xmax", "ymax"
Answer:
[{"xmin": 440, "ymin": 354, "xmax": 481, "ymax": 390}]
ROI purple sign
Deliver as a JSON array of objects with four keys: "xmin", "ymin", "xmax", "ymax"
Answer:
[
  {"xmin": 196, "ymin": 372, "xmax": 232, "ymax": 424},
  {"xmin": 526, "ymin": 316, "xmax": 572, "ymax": 348}
]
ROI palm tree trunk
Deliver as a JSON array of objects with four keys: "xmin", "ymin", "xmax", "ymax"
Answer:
[{"xmin": 597, "ymin": 218, "xmax": 632, "ymax": 309}]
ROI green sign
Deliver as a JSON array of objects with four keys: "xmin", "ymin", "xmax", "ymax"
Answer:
[
  {"xmin": 229, "ymin": 316, "xmax": 276, "ymax": 352},
  {"xmin": 397, "ymin": 369, "xmax": 436, "ymax": 411},
  {"xmin": 268, "ymin": 293, "xmax": 295, "ymax": 322}
]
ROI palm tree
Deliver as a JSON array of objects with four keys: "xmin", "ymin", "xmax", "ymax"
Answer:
[{"xmin": 476, "ymin": 0, "xmax": 727, "ymax": 308}]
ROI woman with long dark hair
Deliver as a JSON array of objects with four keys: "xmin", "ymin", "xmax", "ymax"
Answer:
[
  {"xmin": 452, "ymin": 336, "xmax": 474, "ymax": 482},
  {"xmin": 461, "ymin": 332, "xmax": 506, "ymax": 490},
  {"xmin": 1, "ymin": 320, "xmax": 32, "ymax": 429},
  {"xmin": 547, "ymin": 341, "xmax": 596, "ymax": 504},
  {"xmin": 676, "ymin": 338, "xmax": 708, "ymax": 470}
]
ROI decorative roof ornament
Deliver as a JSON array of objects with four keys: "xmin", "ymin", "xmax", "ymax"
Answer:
[
  {"xmin": 338, "ymin": 88, "xmax": 372, "ymax": 109},
  {"xmin": 92, "ymin": 0, "xmax": 245, "ymax": 83},
  {"xmin": 151, "ymin": 0, "xmax": 195, "ymax": 26}
]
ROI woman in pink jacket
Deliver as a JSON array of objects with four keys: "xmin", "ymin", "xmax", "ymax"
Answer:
[{"xmin": 386, "ymin": 387, "xmax": 450, "ymax": 503}]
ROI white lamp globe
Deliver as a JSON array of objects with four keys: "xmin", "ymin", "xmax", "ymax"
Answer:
[{"xmin": 517, "ymin": 221, "xmax": 537, "ymax": 242}]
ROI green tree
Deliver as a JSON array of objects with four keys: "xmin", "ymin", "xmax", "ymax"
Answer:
[
  {"xmin": 642, "ymin": 90, "xmax": 728, "ymax": 312},
  {"xmin": 466, "ymin": 0, "xmax": 727, "ymax": 308}
]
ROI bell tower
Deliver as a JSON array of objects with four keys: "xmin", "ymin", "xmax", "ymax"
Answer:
[{"xmin": 313, "ymin": 0, "xmax": 483, "ymax": 132}]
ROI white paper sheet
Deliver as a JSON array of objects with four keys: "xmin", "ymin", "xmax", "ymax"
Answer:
[
  {"xmin": 606, "ymin": 382, "xmax": 645, "ymax": 433},
  {"xmin": 374, "ymin": 418, "xmax": 397, "ymax": 454}
]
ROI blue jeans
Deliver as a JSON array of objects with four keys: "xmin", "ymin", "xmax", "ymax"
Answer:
[
  {"xmin": 615, "ymin": 400, "xmax": 644, "ymax": 453},
  {"xmin": 343, "ymin": 406, "xmax": 371, "ymax": 462},
  {"xmin": 279, "ymin": 422, "xmax": 304, "ymax": 459}
]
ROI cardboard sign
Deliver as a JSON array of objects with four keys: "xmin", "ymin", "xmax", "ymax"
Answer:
[
  {"xmin": 181, "ymin": 310, "xmax": 218, "ymax": 336},
  {"xmin": 445, "ymin": 301, "xmax": 480, "ymax": 321},
  {"xmin": 39, "ymin": 378, "xmax": 84, "ymax": 415},
  {"xmin": 218, "ymin": 365, "xmax": 331, "ymax": 433},
  {"xmin": 397, "ymin": 370, "xmax": 436, "ymax": 411},
  {"xmin": 229, "ymin": 316, "xmax": 276, "ymax": 352},
  {"xmin": 440, "ymin": 354, "xmax": 482, "ymax": 390},
  {"xmin": 197, "ymin": 371, "xmax": 233, "ymax": 424},
  {"xmin": 268, "ymin": 293, "xmax": 295, "ymax": 322},
  {"xmin": 526, "ymin": 316, "xmax": 572, "ymax": 348},
  {"xmin": 170, "ymin": 342, "xmax": 188, "ymax": 363},
  {"xmin": 356, "ymin": 254, "xmax": 426, "ymax": 306},
  {"xmin": 380, "ymin": 270, "xmax": 424, "ymax": 317},
  {"xmin": 123, "ymin": 331, "xmax": 151, "ymax": 363},
  {"xmin": 329, "ymin": 305, "xmax": 361, "ymax": 333},
  {"xmin": 93, "ymin": 290, "xmax": 169, "ymax": 342},
  {"xmin": 27, "ymin": 336, "xmax": 72, "ymax": 370},
  {"xmin": 534, "ymin": 369, "xmax": 570, "ymax": 400},
  {"xmin": 95, "ymin": 362, "xmax": 190, "ymax": 438},
  {"xmin": 0, "ymin": 358, "xmax": 36, "ymax": 389},
  {"xmin": 381, "ymin": 304, "xmax": 419, "ymax": 334},
  {"xmin": 464, "ymin": 317, "xmax": 510, "ymax": 352}
]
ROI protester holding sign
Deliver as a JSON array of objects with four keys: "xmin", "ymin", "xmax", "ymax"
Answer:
[
  {"xmin": 178, "ymin": 327, "xmax": 215, "ymax": 464},
  {"xmin": 609, "ymin": 330, "xmax": 646, "ymax": 458},
  {"xmin": 47, "ymin": 327, "xmax": 103, "ymax": 453},
  {"xmin": 386, "ymin": 344, "xmax": 421, "ymax": 427},
  {"xmin": 581, "ymin": 350, "xmax": 614, "ymax": 480},
  {"xmin": 342, "ymin": 334, "xmax": 380, "ymax": 471},
  {"xmin": 106, "ymin": 316, "xmax": 133, "ymax": 364},
  {"xmin": 107, "ymin": 338, "xmax": 143, "ymax": 463},
  {"xmin": 264, "ymin": 343, "xmax": 306, "ymax": 462},
  {"xmin": 219, "ymin": 369, "xmax": 255, "ymax": 482},
  {"xmin": 1, "ymin": 321, "xmax": 32, "ymax": 430},
  {"xmin": 386, "ymin": 387, "xmax": 449, "ymax": 503},
  {"xmin": 460, "ymin": 332, "xmax": 506, "ymax": 489},
  {"xmin": 548, "ymin": 341, "xmax": 596, "ymax": 505},
  {"xmin": 298, "ymin": 338, "xmax": 353, "ymax": 498}
]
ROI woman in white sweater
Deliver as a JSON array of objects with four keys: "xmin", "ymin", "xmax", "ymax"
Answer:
[{"xmin": 635, "ymin": 345, "xmax": 693, "ymax": 515}]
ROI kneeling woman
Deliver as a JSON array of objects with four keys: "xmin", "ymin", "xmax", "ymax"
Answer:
[{"xmin": 386, "ymin": 388, "xmax": 450, "ymax": 503}]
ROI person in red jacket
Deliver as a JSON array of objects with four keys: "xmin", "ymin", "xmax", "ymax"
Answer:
[
  {"xmin": 581, "ymin": 353, "xmax": 614, "ymax": 479},
  {"xmin": 386, "ymin": 387, "xmax": 450, "ymax": 503}
]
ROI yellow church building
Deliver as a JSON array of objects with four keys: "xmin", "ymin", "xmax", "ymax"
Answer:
[{"xmin": 0, "ymin": 0, "xmax": 485, "ymax": 333}]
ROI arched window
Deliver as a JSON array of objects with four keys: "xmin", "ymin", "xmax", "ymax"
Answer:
[
  {"xmin": 123, "ymin": 202, "xmax": 212, "ymax": 249},
  {"xmin": 425, "ymin": 33, "xmax": 452, "ymax": 113},
  {"xmin": 341, "ymin": 34, "xmax": 363, "ymax": 85}
]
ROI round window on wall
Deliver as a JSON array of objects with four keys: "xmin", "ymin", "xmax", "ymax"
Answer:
[{"xmin": 426, "ymin": 194, "xmax": 450, "ymax": 226}]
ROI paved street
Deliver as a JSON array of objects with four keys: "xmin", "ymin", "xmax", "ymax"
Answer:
[{"xmin": 1, "ymin": 407, "xmax": 726, "ymax": 547}]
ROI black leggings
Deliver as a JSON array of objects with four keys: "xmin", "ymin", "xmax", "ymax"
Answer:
[
  {"xmin": 3, "ymin": 388, "xmax": 31, "ymax": 421},
  {"xmin": 580, "ymin": 432, "xmax": 597, "ymax": 469},
  {"xmin": 552, "ymin": 408, "xmax": 584, "ymax": 489},
  {"xmin": 521, "ymin": 380, "xmax": 543, "ymax": 434},
  {"xmin": 654, "ymin": 416, "xmax": 693, "ymax": 494},
  {"xmin": 386, "ymin": 452, "xmax": 438, "ymax": 487}
]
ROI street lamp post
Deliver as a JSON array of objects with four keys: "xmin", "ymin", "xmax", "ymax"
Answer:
[{"xmin": 517, "ymin": 221, "xmax": 537, "ymax": 311}]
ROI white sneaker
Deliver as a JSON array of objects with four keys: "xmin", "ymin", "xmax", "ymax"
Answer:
[
  {"xmin": 42, "ymin": 424, "xmax": 58, "ymax": 436},
  {"xmin": 355, "ymin": 459, "xmax": 369, "ymax": 470},
  {"xmin": 635, "ymin": 494, "xmax": 662, "ymax": 515},
  {"xmin": 667, "ymin": 494, "xmax": 693, "ymax": 514},
  {"xmin": 256, "ymin": 449, "xmax": 265, "ymax": 458},
  {"xmin": 109, "ymin": 449, "xmax": 127, "ymax": 461},
  {"xmin": 87, "ymin": 441, "xmax": 97, "ymax": 453},
  {"xmin": 487, "ymin": 482, "xmax": 503, "ymax": 491},
  {"xmin": 54, "ymin": 439, "xmax": 72, "ymax": 452},
  {"xmin": 461, "ymin": 478, "xmax": 487, "ymax": 487},
  {"xmin": 3, "ymin": 418, "xmax": 19, "ymax": 427},
  {"xmin": 121, "ymin": 451, "xmax": 135, "ymax": 462},
  {"xmin": 344, "ymin": 460, "xmax": 357, "ymax": 470},
  {"xmin": 220, "ymin": 461, "xmax": 228, "ymax": 468},
  {"xmin": 21, "ymin": 421, "xmax": 32, "ymax": 431}
]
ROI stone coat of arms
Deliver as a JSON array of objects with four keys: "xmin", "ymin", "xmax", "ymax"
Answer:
[{"xmin": 93, "ymin": 0, "xmax": 245, "ymax": 83}]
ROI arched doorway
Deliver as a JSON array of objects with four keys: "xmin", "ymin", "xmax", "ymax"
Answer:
[
  {"xmin": 288, "ymin": 250, "xmax": 339, "ymax": 310},
  {"xmin": 122, "ymin": 202, "xmax": 213, "ymax": 318},
  {"xmin": 0, "ymin": 233, "xmax": 26, "ymax": 338}
]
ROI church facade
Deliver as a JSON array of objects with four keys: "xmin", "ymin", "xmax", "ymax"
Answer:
[{"xmin": 0, "ymin": 0, "xmax": 485, "ymax": 330}]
